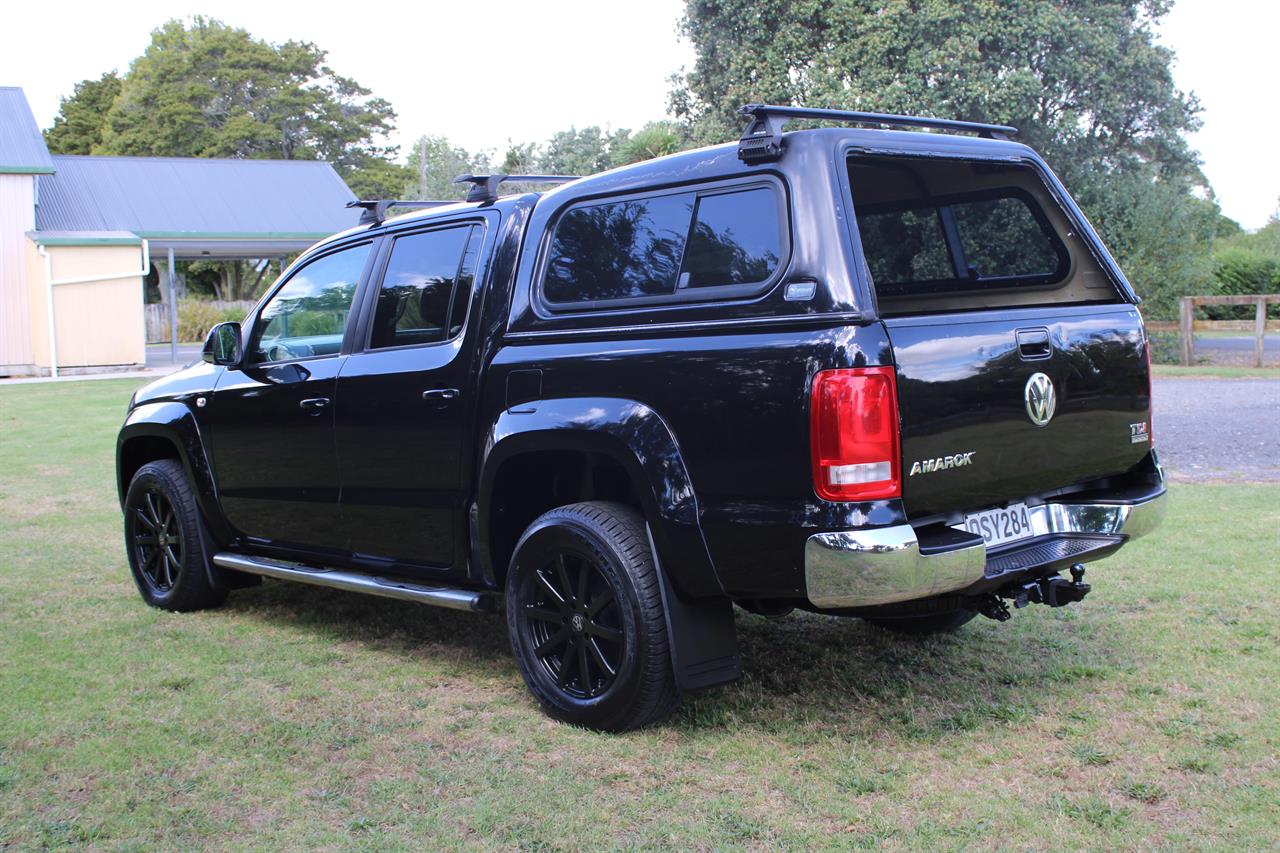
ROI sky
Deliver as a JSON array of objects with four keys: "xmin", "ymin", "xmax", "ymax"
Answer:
[{"xmin": 2, "ymin": 0, "xmax": 1276, "ymax": 228}]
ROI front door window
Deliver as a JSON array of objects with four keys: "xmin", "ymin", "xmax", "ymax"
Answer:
[{"xmin": 250, "ymin": 245, "xmax": 369, "ymax": 363}]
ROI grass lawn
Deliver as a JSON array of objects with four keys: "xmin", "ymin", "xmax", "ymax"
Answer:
[{"xmin": 2, "ymin": 379, "xmax": 1277, "ymax": 849}]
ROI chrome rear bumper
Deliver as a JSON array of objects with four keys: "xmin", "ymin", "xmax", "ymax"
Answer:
[{"xmin": 805, "ymin": 483, "xmax": 1167, "ymax": 609}]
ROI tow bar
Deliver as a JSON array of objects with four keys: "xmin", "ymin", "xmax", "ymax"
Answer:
[{"xmin": 977, "ymin": 563, "xmax": 1092, "ymax": 621}]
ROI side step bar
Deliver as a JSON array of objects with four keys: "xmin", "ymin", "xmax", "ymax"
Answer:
[{"xmin": 211, "ymin": 553, "xmax": 495, "ymax": 612}]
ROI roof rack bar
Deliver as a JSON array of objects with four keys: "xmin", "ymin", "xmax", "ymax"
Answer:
[
  {"xmin": 737, "ymin": 103, "xmax": 1018, "ymax": 164},
  {"xmin": 347, "ymin": 199, "xmax": 454, "ymax": 226},
  {"xmin": 453, "ymin": 174, "xmax": 580, "ymax": 204}
]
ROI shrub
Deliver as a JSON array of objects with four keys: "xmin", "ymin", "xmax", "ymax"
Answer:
[
  {"xmin": 176, "ymin": 300, "xmax": 251, "ymax": 342},
  {"xmin": 221, "ymin": 304, "xmax": 250, "ymax": 324},
  {"xmin": 176, "ymin": 300, "xmax": 225, "ymax": 343},
  {"xmin": 1207, "ymin": 246, "xmax": 1280, "ymax": 320}
]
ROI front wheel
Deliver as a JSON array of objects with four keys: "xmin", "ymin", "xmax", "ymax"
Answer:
[
  {"xmin": 505, "ymin": 502, "xmax": 680, "ymax": 731},
  {"xmin": 124, "ymin": 459, "xmax": 227, "ymax": 612}
]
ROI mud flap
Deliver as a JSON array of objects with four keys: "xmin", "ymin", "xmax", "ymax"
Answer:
[{"xmin": 647, "ymin": 526, "xmax": 741, "ymax": 691}]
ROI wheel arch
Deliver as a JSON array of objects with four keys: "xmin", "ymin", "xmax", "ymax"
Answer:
[
  {"xmin": 117, "ymin": 401, "xmax": 231, "ymax": 544},
  {"xmin": 476, "ymin": 397, "xmax": 722, "ymax": 599}
]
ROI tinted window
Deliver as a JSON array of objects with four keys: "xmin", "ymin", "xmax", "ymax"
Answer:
[
  {"xmin": 680, "ymin": 188, "xmax": 781, "ymax": 289},
  {"xmin": 447, "ymin": 227, "xmax": 484, "ymax": 337},
  {"xmin": 251, "ymin": 244, "xmax": 369, "ymax": 363},
  {"xmin": 855, "ymin": 193, "xmax": 1065, "ymax": 291},
  {"xmin": 370, "ymin": 226, "xmax": 474, "ymax": 349},
  {"xmin": 542, "ymin": 183, "xmax": 784, "ymax": 306},
  {"xmin": 544, "ymin": 194, "xmax": 693, "ymax": 302},
  {"xmin": 951, "ymin": 196, "xmax": 1060, "ymax": 279},
  {"xmin": 857, "ymin": 208, "xmax": 954, "ymax": 285}
]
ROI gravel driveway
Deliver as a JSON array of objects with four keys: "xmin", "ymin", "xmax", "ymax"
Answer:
[{"xmin": 1153, "ymin": 377, "xmax": 1280, "ymax": 482}]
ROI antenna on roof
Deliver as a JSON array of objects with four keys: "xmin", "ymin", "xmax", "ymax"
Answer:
[
  {"xmin": 346, "ymin": 199, "xmax": 454, "ymax": 226},
  {"xmin": 453, "ymin": 174, "xmax": 580, "ymax": 204},
  {"xmin": 736, "ymin": 103, "xmax": 1018, "ymax": 164}
]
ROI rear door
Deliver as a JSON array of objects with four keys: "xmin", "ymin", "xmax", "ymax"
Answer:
[
  {"xmin": 885, "ymin": 305, "xmax": 1150, "ymax": 517},
  {"xmin": 333, "ymin": 218, "xmax": 490, "ymax": 575},
  {"xmin": 846, "ymin": 152, "xmax": 1152, "ymax": 517}
]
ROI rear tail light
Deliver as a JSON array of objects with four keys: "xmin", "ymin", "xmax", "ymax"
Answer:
[{"xmin": 810, "ymin": 367, "xmax": 901, "ymax": 501}]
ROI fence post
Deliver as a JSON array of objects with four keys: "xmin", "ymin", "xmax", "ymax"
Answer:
[
  {"xmin": 1256, "ymin": 297, "xmax": 1267, "ymax": 368},
  {"xmin": 1179, "ymin": 296, "xmax": 1194, "ymax": 366}
]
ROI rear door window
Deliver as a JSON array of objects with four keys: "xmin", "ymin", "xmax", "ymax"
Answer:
[
  {"xmin": 369, "ymin": 225, "xmax": 480, "ymax": 349},
  {"xmin": 542, "ymin": 182, "xmax": 784, "ymax": 308}
]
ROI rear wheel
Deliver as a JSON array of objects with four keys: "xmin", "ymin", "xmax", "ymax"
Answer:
[
  {"xmin": 505, "ymin": 501, "xmax": 680, "ymax": 731},
  {"xmin": 124, "ymin": 460, "xmax": 227, "ymax": 612}
]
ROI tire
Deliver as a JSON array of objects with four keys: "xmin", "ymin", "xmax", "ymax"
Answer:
[
  {"xmin": 864, "ymin": 609, "xmax": 976, "ymax": 635},
  {"xmin": 123, "ymin": 459, "xmax": 227, "ymax": 612},
  {"xmin": 505, "ymin": 501, "xmax": 681, "ymax": 732}
]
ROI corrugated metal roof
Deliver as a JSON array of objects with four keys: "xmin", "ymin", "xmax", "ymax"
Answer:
[
  {"xmin": 36, "ymin": 155, "xmax": 360, "ymax": 237},
  {"xmin": 0, "ymin": 87, "xmax": 55, "ymax": 174}
]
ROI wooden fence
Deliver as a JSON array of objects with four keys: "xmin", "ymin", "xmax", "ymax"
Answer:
[
  {"xmin": 145, "ymin": 300, "xmax": 255, "ymax": 343},
  {"xmin": 1144, "ymin": 294, "xmax": 1279, "ymax": 367}
]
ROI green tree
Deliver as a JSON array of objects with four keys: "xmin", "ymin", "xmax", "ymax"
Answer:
[
  {"xmin": 44, "ymin": 72, "xmax": 122, "ymax": 155},
  {"xmin": 611, "ymin": 121, "xmax": 686, "ymax": 166},
  {"xmin": 97, "ymin": 17, "xmax": 402, "ymax": 195},
  {"xmin": 344, "ymin": 159, "xmax": 414, "ymax": 199},
  {"xmin": 539, "ymin": 126, "xmax": 614, "ymax": 175},
  {"xmin": 1207, "ymin": 205, "xmax": 1280, "ymax": 319},
  {"xmin": 404, "ymin": 136, "xmax": 490, "ymax": 200},
  {"xmin": 671, "ymin": 0, "xmax": 1215, "ymax": 317},
  {"xmin": 53, "ymin": 17, "xmax": 412, "ymax": 298},
  {"xmin": 500, "ymin": 142, "xmax": 538, "ymax": 174},
  {"xmin": 184, "ymin": 258, "xmax": 286, "ymax": 303}
]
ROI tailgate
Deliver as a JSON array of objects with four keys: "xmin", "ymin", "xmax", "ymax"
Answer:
[{"xmin": 886, "ymin": 305, "xmax": 1151, "ymax": 517}]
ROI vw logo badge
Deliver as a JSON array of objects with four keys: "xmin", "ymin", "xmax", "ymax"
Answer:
[{"xmin": 1024, "ymin": 373, "xmax": 1056, "ymax": 427}]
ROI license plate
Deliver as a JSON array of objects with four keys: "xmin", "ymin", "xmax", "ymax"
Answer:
[{"xmin": 960, "ymin": 503, "xmax": 1034, "ymax": 548}]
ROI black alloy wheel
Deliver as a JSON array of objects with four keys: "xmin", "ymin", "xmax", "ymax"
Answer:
[
  {"xmin": 130, "ymin": 488, "xmax": 183, "ymax": 593},
  {"xmin": 124, "ymin": 459, "xmax": 227, "ymax": 612},
  {"xmin": 520, "ymin": 552, "xmax": 624, "ymax": 700},
  {"xmin": 506, "ymin": 502, "xmax": 681, "ymax": 731}
]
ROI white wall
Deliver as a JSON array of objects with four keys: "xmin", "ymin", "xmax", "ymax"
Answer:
[{"xmin": 0, "ymin": 174, "xmax": 35, "ymax": 371}]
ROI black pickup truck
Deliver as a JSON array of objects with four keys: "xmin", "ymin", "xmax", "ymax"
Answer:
[{"xmin": 117, "ymin": 104, "xmax": 1166, "ymax": 731}]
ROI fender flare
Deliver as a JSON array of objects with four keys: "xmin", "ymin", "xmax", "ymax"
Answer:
[
  {"xmin": 116, "ymin": 401, "xmax": 232, "ymax": 545},
  {"xmin": 476, "ymin": 396, "xmax": 723, "ymax": 598}
]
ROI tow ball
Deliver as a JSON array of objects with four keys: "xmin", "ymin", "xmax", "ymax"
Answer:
[
  {"xmin": 976, "ymin": 564, "xmax": 1092, "ymax": 621},
  {"xmin": 1010, "ymin": 563, "xmax": 1091, "ymax": 609}
]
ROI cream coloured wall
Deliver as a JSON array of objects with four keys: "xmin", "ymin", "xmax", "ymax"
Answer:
[
  {"xmin": 0, "ymin": 174, "xmax": 36, "ymax": 370},
  {"xmin": 25, "ymin": 241, "xmax": 146, "ymax": 369}
]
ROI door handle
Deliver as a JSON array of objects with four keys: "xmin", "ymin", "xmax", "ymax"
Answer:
[
  {"xmin": 299, "ymin": 397, "xmax": 331, "ymax": 414},
  {"xmin": 422, "ymin": 388, "xmax": 460, "ymax": 402},
  {"xmin": 1015, "ymin": 328, "xmax": 1052, "ymax": 361}
]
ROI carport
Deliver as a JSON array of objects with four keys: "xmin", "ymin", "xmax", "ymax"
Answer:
[{"xmin": 26, "ymin": 154, "xmax": 359, "ymax": 376}]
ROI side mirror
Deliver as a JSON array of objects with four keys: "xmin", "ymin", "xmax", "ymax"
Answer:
[{"xmin": 202, "ymin": 322, "xmax": 242, "ymax": 366}]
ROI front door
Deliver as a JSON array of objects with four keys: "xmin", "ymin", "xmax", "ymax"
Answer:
[
  {"xmin": 205, "ymin": 241, "xmax": 374, "ymax": 552},
  {"xmin": 335, "ymin": 221, "xmax": 489, "ymax": 572}
]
